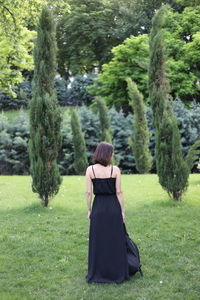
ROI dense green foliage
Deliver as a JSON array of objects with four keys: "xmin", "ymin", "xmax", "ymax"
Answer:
[
  {"xmin": 70, "ymin": 109, "xmax": 88, "ymax": 174},
  {"xmin": 91, "ymin": 5, "xmax": 200, "ymax": 109},
  {"xmin": 185, "ymin": 140, "xmax": 200, "ymax": 171},
  {"xmin": 129, "ymin": 0, "xmax": 183, "ymax": 35},
  {"xmin": 68, "ymin": 74, "xmax": 96, "ymax": 106},
  {"xmin": 79, "ymin": 106, "xmax": 101, "ymax": 165},
  {"xmin": 127, "ymin": 78, "xmax": 152, "ymax": 173},
  {"xmin": 54, "ymin": 76, "xmax": 69, "ymax": 106},
  {"xmin": 0, "ymin": 74, "xmax": 97, "ymax": 110},
  {"xmin": 57, "ymin": 0, "xmax": 151, "ymax": 78},
  {"xmin": 29, "ymin": 7, "xmax": 62, "ymax": 207},
  {"xmin": 56, "ymin": 0, "xmax": 184, "ymax": 78},
  {"xmin": 0, "ymin": 25, "xmax": 35, "ymax": 96},
  {"xmin": 149, "ymin": 5, "xmax": 189, "ymax": 201},
  {"xmin": 96, "ymin": 97, "xmax": 112, "ymax": 143},
  {"xmin": 165, "ymin": 5, "xmax": 200, "ymax": 102},
  {"xmin": 1, "ymin": 1, "xmax": 199, "ymax": 107},
  {"xmin": 90, "ymin": 34, "xmax": 149, "ymax": 111},
  {"xmin": 0, "ymin": 79, "xmax": 32, "ymax": 110},
  {"xmin": 0, "ymin": 0, "xmax": 69, "ymax": 94},
  {"xmin": 176, "ymin": 0, "xmax": 199, "ymax": 7},
  {"xmin": 109, "ymin": 107, "xmax": 135, "ymax": 172},
  {"xmin": 0, "ymin": 0, "xmax": 43, "ymax": 94},
  {"xmin": 0, "ymin": 110, "xmax": 29, "ymax": 175},
  {"xmin": 58, "ymin": 112, "xmax": 74, "ymax": 175},
  {"xmin": 157, "ymin": 108, "xmax": 189, "ymax": 201},
  {"xmin": 57, "ymin": 0, "xmax": 119, "ymax": 77},
  {"xmin": 148, "ymin": 5, "xmax": 170, "ymax": 129},
  {"xmin": 1, "ymin": 101, "xmax": 200, "ymax": 175},
  {"xmin": 173, "ymin": 99, "xmax": 200, "ymax": 158}
]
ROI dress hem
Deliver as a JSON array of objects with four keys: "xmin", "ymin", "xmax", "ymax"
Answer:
[{"xmin": 86, "ymin": 276, "xmax": 130, "ymax": 284}]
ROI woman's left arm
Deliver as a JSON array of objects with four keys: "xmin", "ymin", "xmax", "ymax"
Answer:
[{"xmin": 85, "ymin": 166, "xmax": 92, "ymax": 220}]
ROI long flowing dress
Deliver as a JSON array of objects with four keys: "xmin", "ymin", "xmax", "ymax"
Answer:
[{"xmin": 86, "ymin": 165, "xmax": 130, "ymax": 284}]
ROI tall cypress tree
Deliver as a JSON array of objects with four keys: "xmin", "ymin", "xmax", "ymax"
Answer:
[
  {"xmin": 148, "ymin": 5, "xmax": 189, "ymax": 201},
  {"xmin": 96, "ymin": 97, "xmax": 112, "ymax": 143},
  {"xmin": 29, "ymin": 7, "xmax": 62, "ymax": 207},
  {"xmin": 148, "ymin": 5, "xmax": 170, "ymax": 129},
  {"xmin": 157, "ymin": 106, "xmax": 189, "ymax": 201},
  {"xmin": 126, "ymin": 77, "xmax": 152, "ymax": 173},
  {"xmin": 95, "ymin": 97, "xmax": 119, "ymax": 165},
  {"xmin": 71, "ymin": 109, "xmax": 88, "ymax": 174}
]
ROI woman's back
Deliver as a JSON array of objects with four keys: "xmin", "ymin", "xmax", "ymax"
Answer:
[
  {"xmin": 91, "ymin": 164, "xmax": 116, "ymax": 195},
  {"xmin": 90, "ymin": 163, "xmax": 116, "ymax": 179}
]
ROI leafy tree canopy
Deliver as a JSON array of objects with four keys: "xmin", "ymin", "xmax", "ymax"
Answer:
[
  {"xmin": 0, "ymin": 0, "xmax": 69, "ymax": 94},
  {"xmin": 91, "ymin": 5, "xmax": 200, "ymax": 109},
  {"xmin": 57, "ymin": 0, "xmax": 121, "ymax": 78},
  {"xmin": 176, "ymin": 0, "xmax": 200, "ymax": 6},
  {"xmin": 90, "ymin": 34, "xmax": 149, "ymax": 111},
  {"xmin": 56, "ymin": 0, "xmax": 181, "ymax": 78}
]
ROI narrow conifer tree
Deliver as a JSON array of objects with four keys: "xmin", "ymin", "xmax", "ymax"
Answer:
[
  {"xmin": 71, "ymin": 109, "xmax": 88, "ymax": 174},
  {"xmin": 96, "ymin": 97, "xmax": 112, "ymax": 143},
  {"xmin": 157, "ymin": 107, "xmax": 189, "ymax": 201},
  {"xmin": 148, "ymin": 5, "xmax": 189, "ymax": 201},
  {"xmin": 126, "ymin": 78, "xmax": 152, "ymax": 173},
  {"xmin": 95, "ymin": 97, "xmax": 119, "ymax": 164},
  {"xmin": 29, "ymin": 7, "xmax": 62, "ymax": 207},
  {"xmin": 148, "ymin": 5, "xmax": 170, "ymax": 129}
]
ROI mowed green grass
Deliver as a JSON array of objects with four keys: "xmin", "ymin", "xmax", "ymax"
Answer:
[
  {"xmin": 1, "ymin": 109, "xmax": 27, "ymax": 122},
  {"xmin": 1, "ymin": 107, "xmax": 74, "ymax": 122},
  {"xmin": 0, "ymin": 175, "xmax": 199, "ymax": 300}
]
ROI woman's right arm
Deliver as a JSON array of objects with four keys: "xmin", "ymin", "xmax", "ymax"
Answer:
[
  {"xmin": 85, "ymin": 166, "xmax": 92, "ymax": 220},
  {"xmin": 115, "ymin": 167, "xmax": 126, "ymax": 223}
]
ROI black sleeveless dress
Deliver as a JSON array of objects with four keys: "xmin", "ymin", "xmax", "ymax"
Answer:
[{"xmin": 86, "ymin": 165, "xmax": 130, "ymax": 284}]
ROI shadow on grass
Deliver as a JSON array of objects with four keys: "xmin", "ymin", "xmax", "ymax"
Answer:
[
  {"xmin": 22, "ymin": 202, "xmax": 45, "ymax": 213},
  {"xmin": 149, "ymin": 198, "xmax": 186, "ymax": 208},
  {"xmin": 0, "ymin": 202, "xmax": 75, "ymax": 218}
]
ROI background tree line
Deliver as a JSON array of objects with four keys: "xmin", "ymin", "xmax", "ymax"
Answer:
[
  {"xmin": 0, "ymin": 99, "xmax": 200, "ymax": 175},
  {"xmin": 0, "ymin": 0, "xmax": 199, "ymax": 107}
]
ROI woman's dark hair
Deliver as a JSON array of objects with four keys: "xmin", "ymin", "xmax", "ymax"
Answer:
[{"xmin": 93, "ymin": 142, "xmax": 113, "ymax": 166}]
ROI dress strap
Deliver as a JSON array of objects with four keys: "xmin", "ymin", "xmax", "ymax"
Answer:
[
  {"xmin": 92, "ymin": 165, "xmax": 96, "ymax": 178},
  {"xmin": 110, "ymin": 165, "xmax": 113, "ymax": 178}
]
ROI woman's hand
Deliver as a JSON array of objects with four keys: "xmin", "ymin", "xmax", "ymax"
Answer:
[
  {"xmin": 122, "ymin": 211, "xmax": 126, "ymax": 223},
  {"xmin": 87, "ymin": 210, "xmax": 91, "ymax": 221}
]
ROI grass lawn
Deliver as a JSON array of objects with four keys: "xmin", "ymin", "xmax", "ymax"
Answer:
[
  {"xmin": 0, "ymin": 174, "xmax": 199, "ymax": 300},
  {"xmin": 0, "ymin": 109, "xmax": 29, "ymax": 122},
  {"xmin": 1, "ymin": 107, "xmax": 76, "ymax": 123}
]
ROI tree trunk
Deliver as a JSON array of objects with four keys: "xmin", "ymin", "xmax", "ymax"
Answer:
[
  {"xmin": 172, "ymin": 191, "xmax": 181, "ymax": 201},
  {"xmin": 44, "ymin": 196, "xmax": 49, "ymax": 207}
]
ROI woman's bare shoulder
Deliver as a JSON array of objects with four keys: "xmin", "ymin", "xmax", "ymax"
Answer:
[
  {"xmin": 87, "ymin": 165, "xmax": 93, "ymax": 169},
  {"xmin": 113, "ymin": 165, "xmax": 121, "ymax": 174},
  {"xmin": 85, "ymin": 165, "xmax": 93, "ymax": 174},
  {"xmin": 113, "ymin": 165, "xmax": 120, "ymax": 170}
]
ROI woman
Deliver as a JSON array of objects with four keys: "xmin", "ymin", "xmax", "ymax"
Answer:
[{"xmin": 85, "ymin": 141, "xmax": 130, "ymax": 283}]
